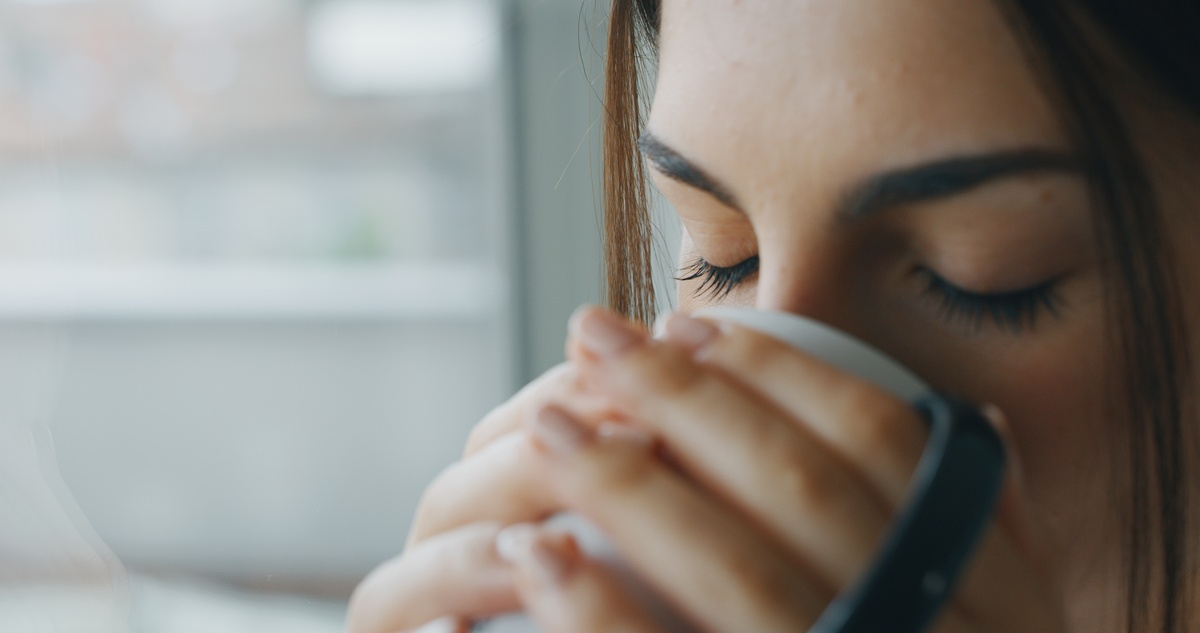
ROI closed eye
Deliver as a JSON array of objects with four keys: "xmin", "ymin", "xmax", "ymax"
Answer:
[
  {"xmin": 921, "ymin": 269, "xmax": 1063, "ymax": 334},
  {"xmin": 676, "ymin": 256, "xmax": 760, "ymax": 300}
]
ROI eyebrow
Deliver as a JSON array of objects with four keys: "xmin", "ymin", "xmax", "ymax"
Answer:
[
  {"xmin": 637, "ymin": 133, "xmax": 740, "ymax": 209},
  {"xmin": 636, "ymin": 131, "xmax": 1080, "ymax": 219}
]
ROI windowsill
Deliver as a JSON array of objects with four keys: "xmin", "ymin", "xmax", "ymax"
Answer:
[{"xmin": 0, "ymin": 263, "xmax": 501, "ymax": 321}]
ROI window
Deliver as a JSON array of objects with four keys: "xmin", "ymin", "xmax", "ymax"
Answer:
[
  {"xmin": 0, "ymin": 1, "xmax": 610, "ymax": 629},
  {"xmin": 0, "ymin": 0, "xmax": 505, "ymax": 319}
]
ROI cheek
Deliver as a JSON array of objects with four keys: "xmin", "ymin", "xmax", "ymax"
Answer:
[
  {"xmin": 996, "ymin": 344, "xmax": 1111, "ymax": 528},
  {"xmin": 931, "ymin": 317, "xmax": 1115, "ymax": 541}
]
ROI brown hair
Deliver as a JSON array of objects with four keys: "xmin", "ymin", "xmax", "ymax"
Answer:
[
  {"xmin": 601, "ymin": 0, "xmax": 658, "ymax": 324},
  {"xmin": 599, "ymin": 1, "xmax": 1200, "ymax": 631}
]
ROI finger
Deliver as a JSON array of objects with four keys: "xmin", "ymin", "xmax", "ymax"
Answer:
[
  {"xmin": 666, "ymin": 316, "xmax": 1066, "ymax": 630},
  {"xmin": 564, "ymin": 307, "xmax": 895, "ymax": 589},
  {"xmin": 570, "ymin": 308, "xmax": 1063, "ymax": 629},
  {"xmin": 661, "ymin": 311, "xmax": 928, "ymax": 503},
  {"xmin": 409, "ymin": 434, "xmax": 552, "ymax": 548},
  {"xmin": 347, "ymin": 522, "xmax": 516, "ymax": 633},
  {"xmin": 660, "ymin": 314, "xmax": 1065, "ymax": 628},
  {"xmin": 656, "ymin": 313, "xmax": 1066, "ymax": 623},
  {"xmin": 497, "ymin": 525, "xmax": 667, "ymax": 633},
  {"xmin": 662, "ymin": 313, "xmax": 1060, "ymax": 584},
  {"xmin": 416, "ymin": 364, "xmax": 619, "ymax": 551},
  {"xmin": 464, "ymin": 363, "xmax": 571, "ymax": 459},
  {"xmin": 527, "ymin": 404, "xmax": 828, "ymax": 632},
  {"xmin": 464, "ymin": 363, "xmax": 617, "ymax": 459}
]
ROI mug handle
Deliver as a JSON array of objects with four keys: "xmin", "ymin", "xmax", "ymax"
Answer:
[{"xmin": 809, "ymin": 393, "xmax": 1006, "ymax": 633}]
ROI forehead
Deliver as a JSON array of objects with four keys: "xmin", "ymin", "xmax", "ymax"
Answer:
[{"xmin": 648, "ymin": 0, "xmax": 1067, "ymax": 208}]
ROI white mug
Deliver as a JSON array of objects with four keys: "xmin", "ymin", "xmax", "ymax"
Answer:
[{"xmin": 475, "ymin": 308, "xmax": 930, "ymax": 633}]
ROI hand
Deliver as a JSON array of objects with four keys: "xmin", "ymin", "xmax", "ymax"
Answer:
[
  {"xmin": 500, "ymin": 306, "xmax": 1067, "ymax": 633},
  {"xmin": 345, "ymin": 363, "xmax": 621, "ymax": 633}
]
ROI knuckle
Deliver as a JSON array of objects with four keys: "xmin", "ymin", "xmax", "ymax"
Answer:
[
  {"xmin": 573, "ymin": 442, "xmax": 659, "ymax": 502},
  {"xmin": 724, "ymin": 327, "xmax": 782, "ymax": 362},
  {"xmin": 771, "ymin": 445, "xmax": 838, "ymax": 512},
  {"xmin": 625, "ymin": 343, "xmax": 708, "ymax": 399},
  {"xmin": 346, "ymin": 558, "xmax": 404, "ymax": 633},
  {"xmin": 712, "ymin": 326, "xmax": 797, "ymax": 376},
  {"xmin": 750, "ymin": 418, "xmax": 868, "ymax": 520},
  {"xmin": 465, "ymin": 365, "xmax": 578, "ymax": 457},
  {"xmin": 422, "ymin": 460, "xmax": 463, "ymax": 510},
  {"xmin": 409, "ymin": 461, "xmax": 464, "ymax": 540},
  {"xmin": 718, "ymin": 546, "xmax": 809, "ymax": 619},
  {"xmin": 840, "ymin": 386, "xmax": 922, "ymax": 456},
  {"xmin": 464, "ymin": 407, "xmax": 507, "ymax": 456},
  {"xmin": 442, "ymin": 532, "xmax": 483, "ymax": 578},
  {"xmin": 344, "ymin": 580, "xmax": 373, "ymax": 632}
]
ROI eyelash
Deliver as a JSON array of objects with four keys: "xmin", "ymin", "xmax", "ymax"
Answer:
[
  {"xmin": 676, "ymin": 255, "xmax": 760, "ymax": 300},
  {"xmin": 678, "ymin": 256, "xmax": 1062, "ymax": 333},
  {"xmin": 920, "ymin": 270, "xmax": 1061, "ymax": 333}
]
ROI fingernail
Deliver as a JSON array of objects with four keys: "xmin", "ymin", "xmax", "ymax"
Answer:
[
  {"xmin": 495, "ymin": 523, "xmax": 538, "ymax": 563},
  {"xmin": 572, "ymin": 306, "xmax": 644, "ymax": 357},
  {"xmin": 597, "ymin": 422, "xmax": 655, "ymax": 449},
  {"xmin": 526, "ymin": 534, "xmax": 577, "ymax": 588},
  {"xmin": 663, "ymin": 312, "xmax": 719, "ymax": 352},
  {"xmin": 413, "ymin": 616, "xmax": 464, "ymax": 633},
  {"xmin": 531, "ymin": 405, "xmax": 592, "ymax": 455}
]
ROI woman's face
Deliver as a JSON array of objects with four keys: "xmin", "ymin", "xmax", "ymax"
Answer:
[{"xmin": 647, "ymin": 0, "xmax": 1142, "ymax": 624}]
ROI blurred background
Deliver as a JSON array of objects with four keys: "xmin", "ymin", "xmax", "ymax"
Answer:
[{"xmin": 0, "ymin": 0, "xmax": 679, "ymax": 630}]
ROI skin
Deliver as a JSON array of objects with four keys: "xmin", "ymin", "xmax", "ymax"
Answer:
[{"xmin": 346, "ymin": 1, "xmax": 1200, "ymax": 632}]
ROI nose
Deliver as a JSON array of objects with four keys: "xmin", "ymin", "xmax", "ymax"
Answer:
[{"xmin": 752, "ymin": 236, "xmax": 862, "ymax": 335}]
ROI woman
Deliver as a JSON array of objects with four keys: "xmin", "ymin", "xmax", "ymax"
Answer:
[{"xmin": 348, "ymin": 1, "xmax": 1200, "ymax": 632}]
